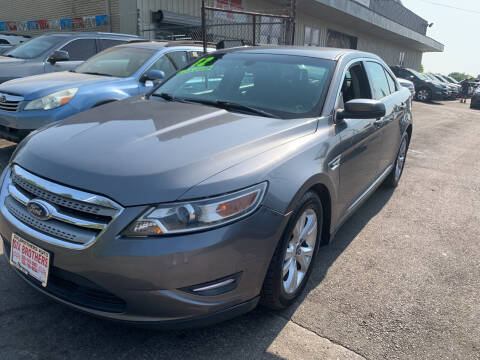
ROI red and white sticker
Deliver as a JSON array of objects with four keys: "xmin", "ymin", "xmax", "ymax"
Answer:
[{"xmin": 10, "ymin": 234, "xmax": 50, "ymax": 287}]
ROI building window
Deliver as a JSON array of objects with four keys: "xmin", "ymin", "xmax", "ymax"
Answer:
[
  {"xmin": 399, "ymin": 51, "xmax": 406, "ymax": 66},
  {"xmin": 304, "ymin": 26, "xmax": 320, "ymax": 46},
  {"xmin": 326, "ymin": 29, "xmax": 357, "ymax": 49}
]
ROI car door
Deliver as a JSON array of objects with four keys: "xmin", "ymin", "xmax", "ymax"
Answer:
[
  {"xmin": 364, "ymin": 61, "xmax": 404, "ymax": 174},
  {"xmin": 45, "ymin": 38, "xmax": 97, "ymax": 73},
  {"xmin": 336, "ymin": 61, "xmax": 384, "ymax": 215}
]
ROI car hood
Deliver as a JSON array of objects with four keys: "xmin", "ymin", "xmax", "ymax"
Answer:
[
  {"xmin": 0, "ymin": 56, "xmax": 25, "ymax": 64},
  {"xmin": 0, "ymin": 71, "xmax": 119, "ymax": 100},
  {"xmin": 13, "ymin": 97, "xmax": 317, "ymax": 206}
]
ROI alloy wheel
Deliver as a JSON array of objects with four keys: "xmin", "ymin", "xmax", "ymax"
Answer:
[
  {"xmin": 282, "ymin": 208, "xmax": 318, "ymax": 294},
  {"xmin": 417, "ymin": 89, "xmax": 428, "ymax": 101}
]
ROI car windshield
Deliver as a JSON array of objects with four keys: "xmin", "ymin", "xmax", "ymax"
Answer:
[
  {"xmin": 408, "ymin": 68, "xmax": 428, "ymax": 81},
  {"xmin": 4, "ymin": 35, "xmax": 63, "ymax": 59},
  {"xmin": 447, "ymin": 76, "xmax": 459, "ymax": 84},
  {"xmin": 74, "ymin": 47, "xmax": 156, "ymax": 78},
  {"xmin": 154, "ymin": 52, "xmax": 335, "ymax": 119}
]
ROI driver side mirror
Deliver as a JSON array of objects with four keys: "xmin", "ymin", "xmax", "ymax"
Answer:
[
  {"xmin": 336, "ymin": 99, "xmax": 386, "ymax": 121},
  {"xmin": 143, "ymin": 70, "xmax": 165, "ymax": 86},
  {"xmin": 48, "ymin": 50, "xmax": 69, "ymax": 64}
]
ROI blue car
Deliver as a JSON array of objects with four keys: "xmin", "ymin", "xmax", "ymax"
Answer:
[{"xmin": 0, "ymin": 41, "xmax": 208, "ymax": 141}]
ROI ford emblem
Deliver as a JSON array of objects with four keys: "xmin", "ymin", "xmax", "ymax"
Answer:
[{"xmin": 26, "ymin": 199, "xmax": 54, "ymax": 221}]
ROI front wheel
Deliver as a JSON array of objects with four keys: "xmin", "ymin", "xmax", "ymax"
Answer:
[
  {"xmin": 261, "ymin": 191, "xmax": 322, "ymax": 310},
  {"xmin": 416, "ymin": 88, "xmax": 432, "ymax": 102},
  {"xmin": 385, "ymin": 133, "xmax": 409, "ymax": 188}
]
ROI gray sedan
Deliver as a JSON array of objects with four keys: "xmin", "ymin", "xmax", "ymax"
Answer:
[
  {"xmin": 0, "ymin": 32, "xmax": 141, "ymax": 84},
  {"xmin": 0, "ymin": 47, "xmax": 412, "ymax": 328}
]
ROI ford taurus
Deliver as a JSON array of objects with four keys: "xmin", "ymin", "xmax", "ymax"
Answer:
[{"xmin": 0, "ymin": 47, "xmax": 412, "ymax": 328}]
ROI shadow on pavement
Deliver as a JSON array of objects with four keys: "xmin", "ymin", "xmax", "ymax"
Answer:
[{"xmin": 0, "ymin": 139, "xmax": 394, "ymax": 359}]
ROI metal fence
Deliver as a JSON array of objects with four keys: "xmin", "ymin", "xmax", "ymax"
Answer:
[
  {"xmin": 201, "ymin": 2, "xmax": 294, "ymax": 51},
  {"xmin": 139, "ymin": 0, "xmax": 294, "ymax": 51}
]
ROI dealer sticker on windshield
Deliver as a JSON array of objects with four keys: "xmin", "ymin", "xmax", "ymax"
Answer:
[{"xmin": 10, "ymin": 234, "xmax": 50, "ymax": 287}]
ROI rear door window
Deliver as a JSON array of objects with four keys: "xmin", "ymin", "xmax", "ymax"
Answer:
[
  {"xmin": 150, "ymin": 55, "xmax": 177, "ymax": 78},
  {"xmin": 188, "ymin": 50, "xmax": 204, "ymax": 61},
  {"xmin": 364, "ymin": 61, "xmax": 392, "ymax": 100},
  {"xmin": 384, "ymin": 69, "xmax": 397, "ymax": 93},
  {"xmin": 97, "ymin": 39, "xmax": 129, "ymax": 52},
  {"xmin": 60, "ymin": 39, "xmax": 97, "ymax": 61},
  {"xmin": 167, "ymin": 51, "xmax": 189, "ymax": 69}
]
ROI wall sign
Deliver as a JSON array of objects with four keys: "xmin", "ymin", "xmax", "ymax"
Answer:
[{"xmin": 0, "ymin": 15, "xmax": 109, "ymax": 33}]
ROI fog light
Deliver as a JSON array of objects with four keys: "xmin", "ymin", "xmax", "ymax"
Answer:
[{"xmin": 181, "ymin": 273, "xmax": 242, "ymax": 296}]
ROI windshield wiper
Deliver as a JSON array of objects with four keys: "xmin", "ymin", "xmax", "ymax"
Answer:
[
  {"xmin": 182, "ymin": 98, "xmax": 279, "ymax": 118},
  {"xmin": 153, "ymin": 92, "xmax": 174, "ymax": 101},
  {"xmin": 216, "ymin": 100, "xmax": 279, "ymax": 118},
  {"xmin": 80, "ymin": 71, "xmax": 113, "ymax": 77}
]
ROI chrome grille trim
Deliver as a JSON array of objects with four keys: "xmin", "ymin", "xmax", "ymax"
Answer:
[
  {"xmin": 0, "ymin": 93, "xmax": 23, "ymax": 112},
  {"xmin": 5, "ymin": 196, "xmax": 95, "ymax": 244},
  {"xmin": 8, "ymin": 184, "xmax": 106, "ymax": 230},
  {"xmin": 1, "ymin": 165, "xmax": 124, "ymax": 249},
  {"xmin": 12, "ymin": 165, "xmax": 119, "ymax": 217}
]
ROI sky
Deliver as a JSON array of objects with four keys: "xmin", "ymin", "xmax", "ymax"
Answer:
[{"xmin": 400, "ymin": 0, "xmax": 479, "ymax": 77}]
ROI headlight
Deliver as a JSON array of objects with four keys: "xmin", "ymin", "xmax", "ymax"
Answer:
[
  {"xmin": 122, "ymin": 182, "xmax": 268, "ymax": 237},
  {"xmin": 24, "ymin": 88, "xmax": 78, "ymax": 110}
]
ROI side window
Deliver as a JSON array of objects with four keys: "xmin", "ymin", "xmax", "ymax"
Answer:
[
  {"xmin": 167, "ymin": 51, "xmax": 189, "ymax": 69},
  {"xmin": 364, "ymin": 62, "xmax": 391, "ymax": 100},
  {"xmin": 98, "ymin": 39, "xmax": 128, "ymax": 52},
  {"xmin": 188, "ymin": 50, "xmax": 204, "ymax": 61},
  {"xmin": 338, "ymin": 62, "xmax": 371, "ymax": 108},
  {"xmin": 384, "ymin": 69, "xmax": 397, "ymax": 93},
  {"xmin": 61, "ymin": 39, "xmax": 97, "ymax": 61},
  {"xmin": 150, "ymin": 55, "xmax": 176, "ymax": 78}
]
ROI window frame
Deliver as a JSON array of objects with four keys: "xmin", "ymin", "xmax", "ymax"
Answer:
[
  {"xmin": 364, "ymin": 61, "xmax": 394, "ymax": 100},
  {"xmin": 55, "ymin": 37, "xmax": 98, "ymax": 62}
]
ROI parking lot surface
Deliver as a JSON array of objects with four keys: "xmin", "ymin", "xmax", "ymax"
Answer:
[{"xmin": 0, "ymin": 100, "xmax": 479, "ymax": 360}]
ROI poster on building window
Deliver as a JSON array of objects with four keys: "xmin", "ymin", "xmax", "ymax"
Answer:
[{"xmin": 353, "ymin": 0, "xmax": 370, "ymax": 7}]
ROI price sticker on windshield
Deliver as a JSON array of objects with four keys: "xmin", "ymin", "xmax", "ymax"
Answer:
[{"xmin": 179, "ymin": 57, "xmax": 217, "ymax": 74}]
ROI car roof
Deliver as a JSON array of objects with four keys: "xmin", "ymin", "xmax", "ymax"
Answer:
[
  {"xmin": 117, "ymin": 41, "xmax": 213, "ymax": 50},
  {"xmin": 37, "ymin": 32, "xmax": 141, "ymax": 39},
  {"xmin": 212, "ymin": 46, "xmax": 381, "ymax": 61}
]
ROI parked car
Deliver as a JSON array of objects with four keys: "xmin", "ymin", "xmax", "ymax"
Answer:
[
  {"xmin": 0, "ymin": 32, "xmax": 142, "ymax": 84},
  {"xmin": 390, "ymin": 66, "xmax": 449, "ymax": 102},
  {"xmin": 398, "ymin": 78, "xmax": 415, "ymax": 99},
  {"xmin": 470, "ymin": 87, "xmax": 480, "ymax": 109},
  {"xmin": 427, "ymin": 74, "xmax": 459, "ymax": 99},
  {"xmin": 0, "ymin": 47, "xmax": 412, "ymax": 328},
  {"xmin": 0, "ymin": 41, "xmax": 209, "ymax": 142},
  {"xmin": 445, "ymin": 75, "xmax": 460, "ymax": 85},
  {"xmin": 0, "ymin": 33, "xmax": 29, "ymax": 54}
]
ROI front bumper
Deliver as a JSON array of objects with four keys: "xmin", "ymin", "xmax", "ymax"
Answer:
[
  {"xmin": 0, "ymin": 193, "xmax": 288, "ymax": 326},
  {"xmin": 0, "ymin": 104, "xmax": 76, "ymax": 141},
  {"xmin": 431, "ymin": 88, "xmax": 449, "ymax": 101}
]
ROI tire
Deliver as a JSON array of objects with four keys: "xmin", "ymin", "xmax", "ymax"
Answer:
[
  {"xmin": 384, "ymin": 132, "xmax": 410, "ymax": 188},
  {"xmin": 416, "ymin": 88, "xmax": 432, "ymax": 102},
  {"xmin": 261, "ymin": 191, "xmax": 323, "ymax": 310}
]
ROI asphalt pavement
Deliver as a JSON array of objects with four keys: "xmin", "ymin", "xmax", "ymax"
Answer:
[{"xmin": 0, "ymin": 100, "xmax": 479, "ymax": 360}]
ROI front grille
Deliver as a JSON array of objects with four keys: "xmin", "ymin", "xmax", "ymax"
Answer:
[
  {"xmin": 1, "ymin": 165, "xmax": 123, "ymax": 248},
  {"xmin": 3, "ymin": 241, "xmax": 126, "ymax": 313},
  {"xmin": 0, "ymin": 93, "xmax": 22, "ymax": 112}
]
